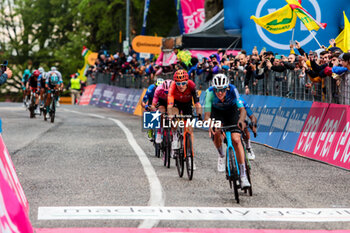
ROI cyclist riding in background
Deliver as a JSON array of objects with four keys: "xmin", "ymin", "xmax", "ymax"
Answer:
[
  {"xmin": 38, "ymin": 67, "xmax": 46, "ymax": 109},
  {"xmin": 204, "ymin": 73, "xmax": 250, "ymax": 188},
  {"xmin": 239, "ymin": 97, "xmax": 258, "ymax": 160},
  {"xmin": 151, "ymin": 79, "xmax": 173, "ymax": 144},
  {"xmin": 46, "ymin": 66, "xmax": 63, "ymax": 106},
  {"xmin": 141, "ymin": 78, "xmax": 164, "ymax": 141},
  {"xmin": 26, "ymin": 70, "xmax": 41, "ymax": 114},
  {"xmin": 21, "ymin": 69, "xmax": 31, "ymax": 107},
  {"xmin": 44, "ymin": 73, "xmax": 61, "ymax": 116},
  {"xmin": 167, "ymin": 69, "xmax": 201, "ymax": 158}
]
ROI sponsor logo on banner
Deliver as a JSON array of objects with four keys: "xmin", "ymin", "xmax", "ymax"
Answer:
[
  {"xmin": 180, "ymin": 0, "xmax": 205, "ymax": 33},
  {"xmin": 89, "ymin": 84, "xmax": 106, "ymax": 106},
  {"xmin": 80, "ymin": 85, "xmax": 96, "ymax": 106},
  {"xmin": 294, "ymin": 102, "xmax": 329, "ymax": 155}
]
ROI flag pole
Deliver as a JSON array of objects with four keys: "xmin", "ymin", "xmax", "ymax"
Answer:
[
  {"xmin": 291, "ymin": 28, "xmax": 295, "ymax": 42},
  {"xmin": 307, "ymin": 29, "xmax": 322, "ymax": 48}
]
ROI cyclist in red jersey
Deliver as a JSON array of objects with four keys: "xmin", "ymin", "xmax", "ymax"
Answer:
[{"xmin": 167, "ymin": 69, "xmax": 201, "ymax": 161}]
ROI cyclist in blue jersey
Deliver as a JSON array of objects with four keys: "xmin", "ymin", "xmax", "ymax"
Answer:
[
  {"xmin": 141, "ymin": 78, "xmax": 164, "ymax": 140},
  {"xmin": 239, "ymin": 97, "xmax": 257, "ymax": 160},
  {"xmin": 204, "ymin": 73, "xmax": 250, "ymax": 188},
  {"xmin": 43, "ymin": 73, "xmax": 62, "ymax": 119},
  {"xmin": 21, "ymin": 69, "xmax": 31, "ymax": 107}
]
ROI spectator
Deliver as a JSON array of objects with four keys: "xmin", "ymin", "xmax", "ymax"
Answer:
[
  {"xmin": 67, "ymin": 73, "xmax": 81, "ymax": 105},
  {"xmin": 0, "ymin": 67, "xmax": 12, "ymax": 86}
]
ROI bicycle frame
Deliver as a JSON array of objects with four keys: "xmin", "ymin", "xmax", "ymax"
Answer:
[{"xmin": 224, "ymin": 131, "xmax": 240, "ymax": 177}]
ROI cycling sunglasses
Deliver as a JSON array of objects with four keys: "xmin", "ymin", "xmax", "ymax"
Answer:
[
  {"xmin": 214, "ymin": 87, "xmax": 228, "ymax": 93},
  {"xmin": 176, "ymin": 81, "xmax": 187, "ymax": 86}
]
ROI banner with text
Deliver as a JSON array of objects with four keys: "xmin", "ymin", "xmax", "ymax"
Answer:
[
  {"xmin": 0, "ymin": 134, "xmax": 33, "ymax": 232},
  {"xmin": 180, "ymin": 0, "xmax": 205, "ymax": 33},
  {"xmin": 80, "ymin": 85, "xmax": 96, "ymax": 106}
]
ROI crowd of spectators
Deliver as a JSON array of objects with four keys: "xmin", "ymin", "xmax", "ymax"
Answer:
[{"xmin": 88, "ymin": 41, "xmax": 350, "ymax": 104}]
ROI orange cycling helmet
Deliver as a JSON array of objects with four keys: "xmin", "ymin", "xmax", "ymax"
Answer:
[{"xmin": 173, "ymin": 69, "xmax": 189, "ymax": 82}]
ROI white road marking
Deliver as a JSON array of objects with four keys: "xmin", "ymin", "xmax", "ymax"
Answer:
[
  {"xmin": 58, "ymin": 109, "xmax": 164, "ymax": 228},
  {"xmin": 38, "ymin": 206, "xmax": 350, "ymax": 222},
  {"xmin": 109, "ymin": 118, "xmax": 165, "ymax": 228},
  {"xmin": 88, "ymin": 113, "xmax": 106, "ymax": 119}
]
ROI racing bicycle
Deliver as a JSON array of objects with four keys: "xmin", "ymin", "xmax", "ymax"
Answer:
[{"xmin": 220, "ymin": 125, "xmax": 252, "ymax": 204}]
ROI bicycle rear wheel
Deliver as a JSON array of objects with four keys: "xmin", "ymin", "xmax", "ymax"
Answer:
[
  {"xmin": 50, "ymin": 99, "xmax": 55, "ymax": 123},
  {"xmin": 228, "ymin": 147, "xmax": 239, "ymax": 204},
  {"xmin": 175, "ymin": 135, "xmax": 184, "ymax": 177},
  {"xmin": 185, "ymin": 134, "xmax": 194, "ymax": 180},
  {"xmin": 166, "ymin": 129, "xmax": 171, "ymax": 168}
]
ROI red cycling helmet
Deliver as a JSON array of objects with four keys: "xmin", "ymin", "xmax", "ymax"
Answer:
[
  {"xmin": 33, "ymin": 70, "xmax": 40, "ymax": 77},
  {"xmin": 173, "ymin": 69, "xmax": 189, "ymax": 82}
]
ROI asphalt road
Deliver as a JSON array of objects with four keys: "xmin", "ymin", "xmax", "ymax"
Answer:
[{"xmin": 0, "ymin": 103, "xmax": 349, "ymax": 230}]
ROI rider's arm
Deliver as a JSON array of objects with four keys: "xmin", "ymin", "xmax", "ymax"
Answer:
[
  {"xmin": 190, "ymin": 84, "xmax": 201, "ymax": 117},
  {"xmin": 142, "ymin": 85, "xmax": 154, "ymax": 104},
  {"xmin": 204, "ymin": 89, "xmax": 213, "ymax": 121},
  {"xmin": 167, "ymin": 82, "xmax": 176, "ymax": 116},
  {"xmin": 152, "ymin": 87, "xmax": 160, "ymax": 108}
]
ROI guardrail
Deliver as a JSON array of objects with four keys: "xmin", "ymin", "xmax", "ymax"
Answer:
[{"xmin": 88, "ymin": 70, "xmax": 345, "ymax": 104}]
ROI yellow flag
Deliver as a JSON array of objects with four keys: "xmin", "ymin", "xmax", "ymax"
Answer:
[
  {"xmin": 333, "ymin": 12, "xmax": 350, "ymax": 53},
  {"xmin": 286, "ymin": 0, "xmax": 326, "ymax": 31},
  {"xmin": 250, "ymin": 4, "xmax": 297, "ymax": 34}
]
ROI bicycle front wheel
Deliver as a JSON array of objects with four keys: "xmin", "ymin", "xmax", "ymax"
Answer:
[
  {"xmin": 175, "ymin": 135, "xmax": 184, "ymax": 177},
  {"xmin": 50, "ymin": 100, "xmax": 55, "ymax": 123},
  {"xmin": 185, "ymin": 134, "xmax": 194, "ymax": 180},
  {"xmin": 229, "ymin": 147, "xmax": 239, "ymax": 204}
]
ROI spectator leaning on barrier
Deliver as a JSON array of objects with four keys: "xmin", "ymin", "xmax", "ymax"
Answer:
[
  {"xmin": 333, "ymin": 53, "xmax": 350, "ymax": 105},
  {"xmin": 68, "ymin": 73, "xmax": 81, "ymax": 105}
]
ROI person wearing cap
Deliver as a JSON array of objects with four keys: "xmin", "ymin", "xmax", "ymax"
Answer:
[
  {"xmin": 333, "ymin": 53, "xmax": 350, "ymax": 104},
  {"xmin": 68, "ymin": 73, "xmax": 82, "ymax": 105}
]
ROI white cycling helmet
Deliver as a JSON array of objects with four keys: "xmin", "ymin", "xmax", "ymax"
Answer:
[
  {"xmin": 38, "ymin": 67, "xmax": 45, "ymax": 73},
  {"xmin": 50, "ymin": 66, "xmax": 57, "ymax": 71},
  {"xmin": 212, "ymin": 73, "xmax": 229, "ymax": 89},
  {"xmin": 155, "ymin": 78, "xmax": 164, "ymax": 86}
]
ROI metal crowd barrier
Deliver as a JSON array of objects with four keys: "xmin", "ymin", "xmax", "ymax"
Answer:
[{"xmin": 89, "ymin": 70, "xmax": 347, "ymax": 104}]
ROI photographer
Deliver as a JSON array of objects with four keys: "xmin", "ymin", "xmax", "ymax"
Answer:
[{"xmin": 0, "ymin": 63, "xmax": 12, "ymax": 86}]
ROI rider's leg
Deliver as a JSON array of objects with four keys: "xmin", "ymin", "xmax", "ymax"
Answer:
[
  {"xmin": 171, "ymin": 107, "xmax": 180, "ymax": 149},
  {"xmin": 45, "ymin": 92, "xmax": 51, "ymax": 113},
  {"xmin": 231, "ymin": 132, "xmax": 250, "ymax": 187},
  {"xmin": 156, "ymin": 105, "xmax": 166, "ymax": 143}
]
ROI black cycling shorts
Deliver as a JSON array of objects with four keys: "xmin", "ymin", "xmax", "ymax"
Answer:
[
  {"xmin": 210, "ymin": 106, "xmax": 241, "ymax": 133},
  {"xmin": 173, "ymin": 100, "xmax": 193, "ymax": 116},
  {"xmin": 158, "ymin": 98, "xmax": 167, "ymax": 108}
]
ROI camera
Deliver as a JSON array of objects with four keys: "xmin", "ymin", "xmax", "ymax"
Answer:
[{"xmin": 1, "ymin": 60, "xmax": 8, "ymax": 74}]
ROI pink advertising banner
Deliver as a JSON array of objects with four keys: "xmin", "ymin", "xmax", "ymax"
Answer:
[
  {"xmin": 293, "ymin": 102, "xmax": 329, "ymax": 157},
  {"xmin": 293, "ymin": 102, "xmax": 350, "ymax": 170},
  {"xmin": 180, "ymin": 0, "xmax": 205, "ymax": 33},
  {"xmin": 322, "ymin": 104, "xmax": 350, "ymax": 169},
  {"xmin": 80, "ymin": 84, "xmax": 96, "ymax": 106},
  {"xmin": 0, "ymin": 134, "xmax": 33, "ymax": 232}
]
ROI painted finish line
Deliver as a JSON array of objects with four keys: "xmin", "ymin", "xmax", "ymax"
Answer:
[
  {"xmin": 34, "ymin": 228, "xmax": 350, "ymax": 233},
  {"xmin": 38, "ymin": 206, "xmax": 350, "ymax": 222}
]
